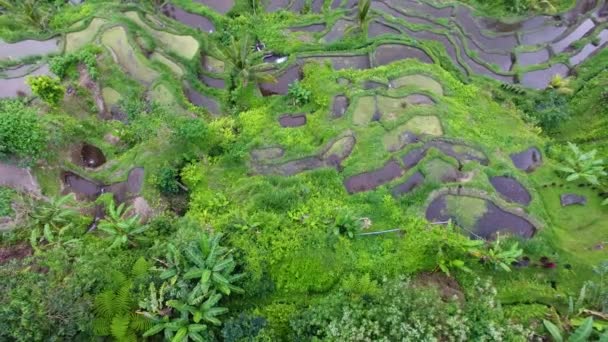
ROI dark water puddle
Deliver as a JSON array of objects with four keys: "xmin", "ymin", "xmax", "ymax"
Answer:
[
  {"xmin": 279, "ymin": 113, "xmax": 307, "ymax": 127},
  {"xmin": 62, "ymin": 168, "xmax": 145, "ymax": 203},
  {"xmin": 344, "ymin": 159, "xmax": 403, "ymax": 193},
  {"xmin": 311, "ymin": 0, "xmax": 324, "ymax": 13},
  {"xmin": 510, "ymin": 147, "xmax": 543, "ymax": 172},
  {"xmin": 332, "ymin": 95, "xmax": 349, "ymax": 118},
  {"xmin": 561, "ymin": 193, "xmax": 587, "ymax": 206},
  {"xmin": 520, "ymin": 24, "xmax": 567, "ymax": 45},
  {"xmin": 551, "ymin": 18, "xmax": 595, "ymax": 53},
  {"xmin": 490, "ymin": 176, "xmax": 531, "ymax": 205},
  {"xmin": 260, "ymin": 64, "xmax": 301, "ymax": 96},
  {"xmin": 402, "ymin": 147, "xmax": 427, "ymax": 169},
  {"xmin": 520, "ymin": 63, "xmax": 569, "ymax": 89},
  {"xmin": 200, "ymin": 74, "xmax": 225, "ymax": 89},
  {"xmin": 426, "ymin": 140, "xmax": 489, "ymax": 165},
  {"xmin": 251, "ymin": 147, "xmax": 284, "ymax": 161},
  {"xmin": 289, "ymin": 23, "xmax": 326, "ymax": 32},
  {"xmin": 161, "ymin": 4, "xmax": 215, "ymax": 32},
  {"xmin": 408, "ymin": 29, "xmax": 468, "ymax": 75},
  {"xmin": 426, "ymin": 194, "xmax": 536, "ymax": 239},
  {"xmin": 388, "ymin": 131, "xmax": 421, "ymax": 153},
  {"xmin": 373, "ymin": 43, "xmax": 433, "ymax": 67},
  {"xmin": 516, "ymin": 48, "xmax": 550, "ymax": 66},
  {"xmin": 193, "ymin": 0, "xmax": 234, "ymax": 14},
  {"xmin": 570, "ymin": 29, "xmax": 608, "ymax": 66},
  {"xmin": 80, "ymin": 144, "xmax": 107, "ymax": 168},
  {"xmin": 0, "ymin": 38, "xmax": 61, "ymax": 60},
  {"xmin": 476, "ymin": 200, "xmax": 536, "ymax": 239},
  {"xmin": 0, "ymin": 64, "xmax": 51, "ymax": 98},
  {"xmin": 184, "ymin": 84, "xmax": 220, "ymax": 114},
  {"xmin": 369, "ymin": 20, "xmax": 400, "ymax": 38},
  {"xmin": 392, "ymin": 171, "xmax": 424, "ymax": 196}
]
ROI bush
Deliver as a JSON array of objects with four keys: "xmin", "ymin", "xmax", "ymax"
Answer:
[
  {"xmin": 0, "ymin": 100, "xmax": 47, "ymax": 159},
  {"xmin": 287, "ymin": 80, "xmax": 311, "ymax": 106},
  {"xmin": 50, "ymin": 45, "xmax": 101, "ymax": 80},
  {"xmin": 26, "ymin": 75, "xmax": 65, "ymax": 106},
  {"xmin": 532, "ymin": 90, "xmax": 570, "ymax": 131},
  {"xmin": 0, "ymin": 187, "xmax": 15, "ymax": 217},
  {"xmin": 156, "ymin": 166, "xmax": 181, "ymax": 195}
]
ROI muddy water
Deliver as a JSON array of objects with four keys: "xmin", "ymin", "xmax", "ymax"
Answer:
[
  {"xmin": 551, "ymin": 18, "xmax": 596, "ymax": 53},
  {"xmin": 368, "ymin": 20, "xmax": 400, "ymax": 38},
  {"xmin": 344, "ymin": 159, "xmax": 404, "ymax": 193},
  {"xmin": 80, "ymin": 144, "xmax": 107, "ymax": 168},
  {"xmin": 516, "ymin": 49, "xmax": 550, "ymax": 66},
  {"xmin": 266, "ymin": 0, "xmax": 290, "ymax": 12},
  {"xmin": 279, "ymin": 114, "xmax": 307, "ymax": 127},
  {"xmin": 373, "ymin": 44, "xmax": 433, "ymax": 67},
  {"xmin": 260, "ymin": 64, "xmax": 301, "ymax": 95},
  {"xmin": 392, "ymin": 171, "xmax": 424, "ymax": 196},
  {"xmin": 402, "ymin": 147, "xmax": 427, "ymax": 169},
  {"xmin": 0, "ymin": 38, "xmax": 61, "ymax": 60},
  {"xmin": 0, "ymin": 64, "xmax": 51, "ymax": 98},
  {"xmin": 194, "ymin": 0, "xmax": 234, "ymax": 14},
  {"xmin": 426, "ymin": 140, "xmax": 489, "ymax": 165},
  {"xmin": 520, "ymin": 25, "xmax": 568, "ymax": 45},
  {"xmin": 570, "ymin": 29, "xmax": 608, "ymax": 65},
  {"xmin": 490, "ymin": 176, "xmax": 531, "ymax": 205},
  {"xmin": 454, "ymin": 7, "xmax": 518, "ymax": 51},
  {"xmin": 510, "ymin": 147, "xmax": 543, "ymax": 172},
  {"xmin": 161, "ymin": 4, "xmax": 215, "ymax": 32},
  {"xmin": 425, "ymin": 194, "xmax": 536, "ymax": 239},
  {"xmin": 332, "ymin": 95, "xmax": 349, "ymax": 118},
  {"xmin": 451, "ymin": 35, "xmax": 515, "ymax": 83},
  {"xmin": 200, "ymin": 74, "xmax": 225, "ymax": 89},
  {"xmin": 184, "ymin": 84, "xmax": 220, "ymax": 114},
  {"xmin": 62, "ymin": 167, "xmax": 144, "ymax": 203},
  {"xmin": 520, "ymin": 63, "xmax": 569, "ymax": 89}
]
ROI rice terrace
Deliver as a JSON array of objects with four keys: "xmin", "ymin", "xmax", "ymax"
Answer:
[{"xmin": 1, "ymin": 0, "xmax": 608, "ymax": 340}]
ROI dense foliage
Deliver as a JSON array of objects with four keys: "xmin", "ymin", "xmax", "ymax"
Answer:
[{"xmin": 0, "ymin": 100, "xmax": 47, "ymax": 159}]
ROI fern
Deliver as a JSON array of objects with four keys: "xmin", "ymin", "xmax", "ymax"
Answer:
[
  {"xmin": 132, "ymin": 257, "xmax": 150, "ymax": 279},
  {"xmin": 111, "ymin": 314, "xmax": 131, "ymax": 340}
]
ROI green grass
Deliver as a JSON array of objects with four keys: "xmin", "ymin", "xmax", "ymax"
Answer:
[
  {"xmin": 65, "ymin": 18, "xmax": 109, "ymax": 53},
  {"xmin": 101, "ymin": 26, "xmax": 159, "ymax": 84}
]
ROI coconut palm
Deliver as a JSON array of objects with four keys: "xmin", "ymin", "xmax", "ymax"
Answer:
[
  {"xmin": 219, "ymin": 35, "xmax": 276, "ymax": 88},
  {"xmin": 346, "ymin": 0, "xmax": 373, "ymax": 36}
]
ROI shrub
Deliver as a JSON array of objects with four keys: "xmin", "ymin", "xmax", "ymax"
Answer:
[
  {"xmin": 556, "ymin": 142, "xmax": 606, "ymax": 185},
  {"xmin": 26, "ymin": 75, "xmax": 65, "ymax": 106},
  {"xmin": 0, "ymin": 187, "xmax": 15, "ymax": 217},
  {"xmin": 0, "ymin": 100, "xmax": 47, "ymax": 159},
  {"xmin": 287, "ymin": 80, "xmax": 311, "ymax": 106},
  {"xmin": 533, "ymin": 90, "xmax": 570, "ymax": 130},
  {"xmin": 50, "ymin": 45, "xmax": 101, "ymax": 80},
  {"xmin": 156, "ymin": 166, "xmax": 181, "ymax": 195}
]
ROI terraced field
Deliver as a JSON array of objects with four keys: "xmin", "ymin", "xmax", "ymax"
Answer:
[{"xmin": 1, "ymin": 0, "xmax": 608, "ymax": 339}]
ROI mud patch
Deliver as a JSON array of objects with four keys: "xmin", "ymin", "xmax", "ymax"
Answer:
[
  {"xmin": 510, "ymin": 147, "xmax": 542, "ymax": 172},
  {"xmin": 426, "ymin": 194, "xmax": 536, "ymax": 239},
  {"xmin": 0, "ymin": 162, "xmax": 41, "ymax": 195},
  {"xmin": 184, "ymin": 84, "xmax": 220, "ymax": 115},
  {"xmin": 194, "ymin": 0, "xmax": 234, "ymax": 14},
  {"xmin": 259, "ymin": 64, "xmax": 302, "ymax": 96},
  {"xmin": 0, "ymin": 244, "xmax": 32, "ymax": 265},
  {"xmin": 490, "ymin": 176, "xmax": 531, "ymax": 205},
  {"xmin": 344, "ymin": 159, "xmax": 403, "ymax": 194},
  {"xmin": 0, "ymin": 64, "xmax": 51, "ymax": 98},
  {"xmin": 332, "ymin": 94, "xmax": 349, "ymax": 118},
  {"xmin": 62, "ymin": 167, "xmax": 144, "ymax": 204},
  {"xmin": 279, "ymin": 114, "xmax": 307, "ymax": 127},
  {"xmin": 389, "ymin": 74, "xmax": 444, "ymax": 96},
  {"xmin": 413, "ymin": 272, "xmax": 464, "ymax": 303},
  {"xmin": 0, "ymin": 38, "xmax": 61, "ymax": 60},
  {"xmin": 560, "ymin": 193, "xmax": 586, "ymax": 206},
  {"xmin": 251, "ymin": 147, "xmax": 285, "ymax": 161},
  {"xmin": 391, "ymin": 171, "xmax": 424, "ymax": 196}
]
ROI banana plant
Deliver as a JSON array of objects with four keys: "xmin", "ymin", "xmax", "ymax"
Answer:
[
  {"xmin": 143, "ymin": 313, "xmax": 209, "ymax": 342},
  {"xmin": 557, "ymin": 142, "xmax": 606, "ymax": 186},
  {"xmin": 480, "ymin": 235, "xmax": 523, "ymax": 272},
  {"xmin": 543, "ymin": 317, "xmax": 608, "ymax": 342},
  {"xmin": 160, "ymin": 234, "xmax": 244, "ymax": 297},
  {"xmin": 98, "ymin": 201, "xmax": 148, "ymax": 249},
  {"xmin": 29, "ymin": 195, "xmax": 79, "ymax": 249},
  {"xmin": 167, "ymin": 293, "xmax": 228, "ymax": 326}
]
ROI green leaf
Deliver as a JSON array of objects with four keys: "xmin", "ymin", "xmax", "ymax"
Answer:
[
  {"xmin": 568, "ymin": 317, "xmax": 593, "ymax": 342},
  {"xmin": 171, "ymin": 327, "xmax": 188, "ymax": 342},
  {"xmin": 543, "ymin": 320, "xmax": 563, "ymax": 342},
  {"xmin": 143, "ymin": 323, "xmax": 165, "ymax": 337}
]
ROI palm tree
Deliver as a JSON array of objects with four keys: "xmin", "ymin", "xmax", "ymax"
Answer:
[
  {"xmin": 219, "ymin": 35, "xmax": 276, "ymax": 88},
  {"xmin": 549, "ymin": 74, "xmax": 573, "ymax": 95},
  {"xmin": 98, "ymin": 201, "xmax": 148, "ymax": 249}
]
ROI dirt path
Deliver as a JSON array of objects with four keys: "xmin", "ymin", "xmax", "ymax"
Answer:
[{"xmin": 0, "ymin": 162, "xmax": 41, "ymax": 196}]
